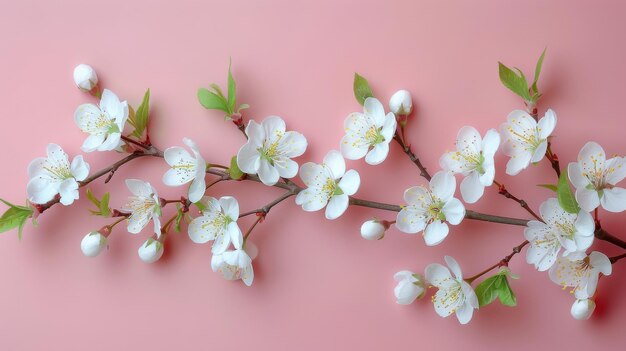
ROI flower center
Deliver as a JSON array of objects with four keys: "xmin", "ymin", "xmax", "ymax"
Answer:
[
  {"xmin": 432, "ymin": 280, "xmax": 463, "ymax": 312},
  {"xmin": 555, "ymin": 221, "xmax": 576, "ymax": 240},
  {"xmin": 507, "ymin": 126, "xmax": 542, "ymax": 151},
  {"xmin": 365, "ymin": 126, "xmax": 385, "ymax": 146},
  {"xmin": 427, "ymin": 201, "xmax": 446, "ymax": 222},
  {"xmin": 43, "ymin": 164, "xmax": 73, "ymax": 180},
  {"xmin": 322, "ymin": 177, "xmax": 343, "ymax": 197},
  {"xmin": 258, "ymin": 133, "xmax": 284, "ymax": 164}
]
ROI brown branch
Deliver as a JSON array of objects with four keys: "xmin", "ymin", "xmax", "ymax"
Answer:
[
  {"xmin": 466, "ymin": 240, "xmax": 529, "ymax": 283},
  {"xmin": 393, "ymin": 134, "xmax": 432, "ymax": 181},
  {"xmin": 493, "ymin": 180, "xmax": 542, "ymax": 222}
]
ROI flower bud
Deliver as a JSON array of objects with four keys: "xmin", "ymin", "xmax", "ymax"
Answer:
[
  {"xmin": 360, "ymin": 219, "xmax": 390, "ymax": 240},
  {"xmin": 80, "ymin": 231, "xmax": 107, "ymax": 257},
  {"xmin": 389, "ymin": 90, "xmax": 412, "ymax": 116},
  {"xmin": 138, "ymin": 238, "xmax": 164, "ymax": 264},
  {"xmin": 571, "ymin": 299, "xmax": 596, "ymax": 320},
  {"xmin": 393, "ymin": 270, "xmax": 426, "ymax": 305},
  {"xmin": 73, "ymin": 64, "xmax": 98, "ymax": 92}
]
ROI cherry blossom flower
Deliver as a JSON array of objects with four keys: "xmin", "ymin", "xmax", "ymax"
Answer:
[
  {"xmin": 395, "ymin": 171, "xmax": 465, "ymax": 246},
  {"xmin": 188, "ymin": 196, "xmax": 243, "ymax": 254},
  {"xmin": 568, "ymin": 141, "xmax": 626, "ymax": 212},
  {"xmin": 524, "ymin": 198, "xmax": 595, "ymax": 271},
  {"xmin": 549, "ymin": 251, "xmax": 612, "ymax": 299},
  {"xmin": 393, "ymin": 271, "xmax": 425, "ymax": 305},
  {"xmin": 440, "ymin": 126, "xmax": 500, "ymax": 203},
  {"xmin": 163, "ymin": 138, "xmax": 207, "ymax": 203},
  {"xmin": 425, "ymin": 256, "xmax": 478, "ymax": 324},
  {"xmin": 340, "ymin": 97, "xmax": 397, "ymax": 165},
  {"xmin": 237, "ymin": 116, "xmax": 307, "ymax": 186},
  {"xmin": 500, "ymin": 109, "xmax": 556, "ymax": 175},
  {"xmin": 211, "ymin": 248, "xmax": 254, "ymax": 286},
  {"xmin": 295, "ymin": 150, "xmax": 360, "ymax": 220},
  {"xmin": 27, "ymin": 143, "xmax": 90, "ymax": 206},
  {"xmin": 74, "ymin": 89, "xmax": 129, "ymax": 152},
  {"xmin": 121, "ymin": 179, "xmax": 162, "ymax": 237}
]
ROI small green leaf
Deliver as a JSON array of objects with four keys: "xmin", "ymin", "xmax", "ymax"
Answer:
[
  {"xmin": 132, "ymin": 89, "xmax": 151, "ymax": 138},
  {"xmin": 99, "ymin": 192, "xmax": 111, "ymax": 217},
  {"xmin": 86, "ymin": 188, "xmax": 101, "ymax": 208},
  {"xmin": 227, "ymin": 60, "xmax": 236, "ymax": 112},
  {"xmin": 531, "ymin": 48, "xmax": 546, "ymax": 94},
  {"xmin": 537, "ymin": 183, "xmax": 558, "ymax": 192},
  {"xmin": 174, "ymin": 204, "xmax": 184, "ymax": 233},
  {"xmin": 229, "ymin": 156, "xmax": 245, "ymax": 180},
  {"xmin": 353, "ymin": 73, "xmax": 374, "ymax": 105},
  {"xmin": 498, "ymin": 62, "xmax": 531, "ymax": 101},
  {"xmin": 557, "ymin": 169, "xmax": 580, "ymax": 214},
  {"xmin": 474, "ymin": 270, "xmax": 517, "ymax": 307},
  {"xmin": 0, "ymin": 199, "xmax": 33, "ymax": 240},
  {"xmin": 198, "ymin": 88, "xmax": 229, "ymax": 112}
]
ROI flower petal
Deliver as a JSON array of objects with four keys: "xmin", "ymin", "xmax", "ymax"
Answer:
[
  {"xmin": 325, "ymin": 194, "xmax": 349, "ymax": 220},
  {"xmin": 125, "ymin": 179, "xmax": 153, "ymax": 197},
  {"xmin": 600, "ymin": 187, "xmax": 626, "ymax": 212},
  {"xmin": 537, "ymin": 109, "xmax": 557, "ymax": 140},
  {"xmin": 188, "ymin": 215, "xmax": 215, "ymax": 243},
  {"xmin": 429, "ymin": 171, "xmax": 456, "ymax": 202},
  {"xmin": 219, "ymin": 196, "xmax": 240, "ymax": 219},
  {"xmin": 424, "ymin": 263, "xmax": 452, "ymax": 287},
  {"xmin": 442, "ymin": 198, "xmax": 465, "ymax": 225},
  {"xmin": 188, "ymin": 177, "xmax": 206, "ymax": 203},
  {"xmin": 575, "ymin": 187, "xmax": 600, "ymax": 212},
  {"xmin": 323, "ymin": 150, "xmax": 346, "ymax": 179},
  {"xmin": 505, "ymin": 151, "xmax": 532, "ymax": 176},
  {"xmin": 257, "ymin": 158, "xmax": 280, "ymax": 186},
  {"xmin": 530, "ymin": 140, "xmax": 547, "ymax": 163},
  {"xmin": 363, "ymin": 97, "xmax": 385, "ymax": 127},
  {"xmin": 365, "ymin": 143, "xmax": 389, "ymax": 165},
  {"xmin": 395, "ymin": 208, "xmax": 427, "ymax": 234},
  {"xmin": 81, "ymin": 134, "xmax": 106, "ymax": 152},
  {"xmin": 568, "ymin": 162, "xmax": 589, "ymax": 189},
  {"xmin": 456, "ymin": 126, "xmax": 482, "ymax": 156},
  {"xmin": 295, "ymin": 188, "xmax": 328, "ymax": 212},
  {"xmin": 460, "ymin": 171, "xmax": 484, "ymax": 204},
  {"xmin": 481, "ymin": 129, "xmax": 501, "ymax": 158},
  {"xmin": 237, "ymin": 142, "xmax": 262, "ymax": 174},
  {"xmin": 423, "ymin": 220, "xmax": 449, "ymax": 246},
  {"xmin": 445, "ymin": 255, "xmax": 463, "ymax": 280},
  {"xmin": 59, "ymin": 178, "xmax": 79, "ymax": 206},
  {"xmin": 279, "ymin": 131, "xmax": 308, "ymax": 158},
  {"xmin": 338, "ymin": 169, "xmax": 360, "ymax": 196},
  {"xmin": 70, "ymin": 155, "xmax": 90, "ymax": 181},
  {"xmin": 244, "ymin": 120, "xmax": 265, "ymax": 146},
  {"xmin": 227, "ymin": 222, "xmax": 243, "ymax": 250}
]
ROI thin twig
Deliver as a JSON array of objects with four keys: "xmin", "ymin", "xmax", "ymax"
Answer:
[{"xmin": 466, "ymin": 240, "xmax": 529, "ymax": 283}]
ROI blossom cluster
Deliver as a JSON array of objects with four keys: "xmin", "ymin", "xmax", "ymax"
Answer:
[{"xmin": 3, "ymin": 58, "xmax": 625, "ymax": 325}]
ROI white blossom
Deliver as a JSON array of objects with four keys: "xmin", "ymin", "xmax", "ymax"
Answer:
[
  {"xmin": 440, "ymin": 126, "xmax": 500, "ymax": 203},
  {"xmin": 425, "ymin": 256, "xmax": 478, "ymax": 324},
  {"xmin": 500, "ymin": 109, "xmax": 556, "ymax": 175},
  {"xmin": 73, "ymin": 64, "xmax": 98, "ymax": 92},
  {"xmin": 340, "ymin": 97, "xmax": 397, "ymax": 165},
  {"xmin": 393, "ymin": 271, "xmax": 425, "ymax": 305},
  {"xmin": 549, "ymin": 251, "xmax": 612, "ymax": 299},
  {"xmin": 163, "ymin": 138, "xmax": 207, "ymax": 203},
  {"xmin": 121, "ymin": 179, "xmax": 162, "ymax": 237},
  {"xmin": 80, "ymin": 231, "xmax": 107, "ymax": 257},
  {"xmin": 27, "ymin": 143, "xmax": 90, "ymax": 206},
  {"xmin": 395, "ymin": 171, "xmax": 465, "ymax": 246},
  {"xmin": 295, "ymin": 150, "xmax": 360, "ymax": 220},
  {"xmin": 568, "ymin": 141, "xmax": 626, "ymax": 212},
  {"xmin": 74, "ymin": 89, "xmax": 129, "ymax": 152},
  {"xmin": 188, "ymin": 196, "xmax": 243, "ymax": 254},
  {"xmin": 212, "ymin": 248, "xmax": 254, "ymax": 286},
  {"xmin": 237, "ymin": 116, "xmax": 307, "ymax": 186},
  {"xmin": 524, "ymin": 198, "xmax": 594, "ymax": 271}
]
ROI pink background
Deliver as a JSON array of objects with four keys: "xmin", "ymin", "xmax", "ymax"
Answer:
[{"xmin": 1, "ymin": 0, "xmax": 625, "ymax": 349}]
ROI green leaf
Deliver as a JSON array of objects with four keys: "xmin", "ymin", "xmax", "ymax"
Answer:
[
  {"xmin": 498, "ymin": 62, "xmax": 531, "ymax": 101},
  {"xmin": 86, "ymin": 188, "xmax": 100, "ymax": 208},
  {"xmin": 229, "ymin": 156, "xmax": 245, "ymax": 180},
  {"xmin": 227, "ymin": 60, "xmax": 236, "ymax": 112},
  {"xmin": 557, "ymin": 169, "xmax": 580, "ymax": 214},
  {"xmin": 474, "ymin": 270, "xmax": 517, "ymax": 307},
  {"xmin": 198, "ymin": 88, "xmax": 229, "ymax": 113},
  {"xmin": 531, "ymin": 48, "xmax": 547, "ymax": 94},
  {"xmin": 132, "ymin": 89, "xmax": 150, "ymax": 138},
  {"xmin": 353, "ymin": 73, "xmax": 374, "ymax": 105},
  {"xmin": 99, "ymin": 192, "xmax": 111, "ymax": 217},
  {"xmin": 174, "ymin": 204, "xmax": 184, "ymax": 233},
  {"xmin": 537, "ymin": 183, "xmax": 558, "ymax": 192},
  {"xmin": 0, "ymin": 199, "xmax": 33, "ymax": 240}
]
